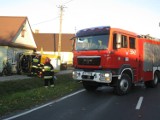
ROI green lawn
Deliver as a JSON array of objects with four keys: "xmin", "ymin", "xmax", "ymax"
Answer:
[{"xmin": 0, "ymin": 74, "xmax": 82, "ymax": 117}]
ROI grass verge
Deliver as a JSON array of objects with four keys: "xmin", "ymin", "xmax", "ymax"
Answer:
[{"xmin": 0, "ymin": 74, "xmax": 82, "ymax": 117}]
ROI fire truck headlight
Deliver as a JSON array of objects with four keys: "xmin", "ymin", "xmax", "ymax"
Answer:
[
  {"xmin": 72, "ymin": 71, "xmax": 80, "ymax": 79},
  {"xmin": 72, "ymin": 71, "xmax": 76, "ymax": 79},
  {"xmin": 105, "ymin": 73, "xmax": 110, "ymax": 77},
  {"xmin": 104, "ymin": 73, "xmax": 112, "ymax": 83}
]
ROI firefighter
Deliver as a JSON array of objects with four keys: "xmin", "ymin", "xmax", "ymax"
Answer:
[
  {"xmin": 31, "ymin": 54, "xmax": 40, "ymax": 76},
  {"xmin": 42, "ymin": 57, "xmax": 55, "ymax": 88}
]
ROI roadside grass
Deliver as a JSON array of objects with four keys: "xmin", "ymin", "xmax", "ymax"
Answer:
[{"xmin": 0, "ymin": 74, "xmax": 82, "ymax": 117}]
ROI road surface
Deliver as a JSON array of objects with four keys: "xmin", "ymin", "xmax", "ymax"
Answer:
[{"xmin": 3, "ymin": 84, "xmax": 160, "ymax": 120}]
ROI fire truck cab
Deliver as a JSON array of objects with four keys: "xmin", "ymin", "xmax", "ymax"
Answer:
[{"xmin": 72, "ymin": 26, "xmax": 160, "ymax": 95}]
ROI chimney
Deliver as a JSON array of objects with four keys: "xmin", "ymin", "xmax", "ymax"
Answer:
[{"xmin": 35, "ymin": 29, "xmax": 39, "ymax": 33}]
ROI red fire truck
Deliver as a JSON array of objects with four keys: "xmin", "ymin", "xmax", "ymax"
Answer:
[{"xmin": 72, "ymin": 26, "xmax": 160, "ymax": 95}]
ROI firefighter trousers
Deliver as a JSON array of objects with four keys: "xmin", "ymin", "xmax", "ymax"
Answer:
[{"xmin": 44, "ymin": 78, "xmax": 54, "ymax": 86}]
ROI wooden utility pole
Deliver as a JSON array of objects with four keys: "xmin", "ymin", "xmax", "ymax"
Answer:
[{"xmin": 58, "ymin": 4, "xmax": 64, "ymax": 58}]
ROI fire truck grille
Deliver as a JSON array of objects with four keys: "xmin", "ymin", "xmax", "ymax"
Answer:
[{"xmin": 77, "ymin": 57, "xmax": 100, "ymax": 66}]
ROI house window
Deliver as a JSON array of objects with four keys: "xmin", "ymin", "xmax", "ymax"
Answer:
[{"xmin": 21, "ymin": 29, "xmax": 25, "ymax": 37}]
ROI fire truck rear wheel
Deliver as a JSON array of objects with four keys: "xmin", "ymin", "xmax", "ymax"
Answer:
[
  {"xmin": 145, "ymin": 72, "xmax": 159, "ymax": 88},
  {"xmin": 114, "ymin": 74, "xmax": 132, "ymax": 95},
  {"xmin": 82, "ymin": 81, "xmax": 98, "ymax": 91}
]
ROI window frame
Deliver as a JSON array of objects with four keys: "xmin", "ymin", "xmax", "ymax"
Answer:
[{"xmin": 121, "ymin": 35, "xmax": 128, "ymax": 48}]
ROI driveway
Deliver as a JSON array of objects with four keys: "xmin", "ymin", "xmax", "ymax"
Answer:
[
  {"xmin": 0, "ymin": 70, "xmax": 73, "ymax": 82},
  {"xmin": 0, "ymin": 75, "xmax": 32, "ymax": 82}
]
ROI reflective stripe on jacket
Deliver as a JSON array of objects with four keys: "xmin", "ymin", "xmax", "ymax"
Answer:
[
  {"xmin": 44, "ymin": 76, "xmax": 53, "ymax": 79},
  {"xmin": 32, "ymin": 65, "xmax": 38, "ymax": 69},
  {"xmin": 33, "ymin": 58, "xmax": 39, "ymax": 63}
]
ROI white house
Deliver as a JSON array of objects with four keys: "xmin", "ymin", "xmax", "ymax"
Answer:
[{"xmin": 0, "ymin": 16, "xmax": 37, "ymax": 74}]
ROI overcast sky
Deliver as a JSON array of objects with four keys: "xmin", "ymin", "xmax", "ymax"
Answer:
[{"xmin": 1, "ymin": 0, "xmax": 160, "ymax": 37}]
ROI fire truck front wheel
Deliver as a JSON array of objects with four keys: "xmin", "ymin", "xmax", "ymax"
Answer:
[
  {"xmin": 114, "ymin": 74, "xmax": 132, "ymax": 95},
  {"xmin": 82, "ymin": 81, "xmax": 99, "ymax": 91}
]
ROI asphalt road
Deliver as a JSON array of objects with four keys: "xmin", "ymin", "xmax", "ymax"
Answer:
[{"xmin": 3, "ymin": 84, "xmax": 160, "ymax": 120}]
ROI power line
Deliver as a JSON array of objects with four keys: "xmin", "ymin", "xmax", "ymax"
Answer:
[
  {"xmin": 31, "ymin": 16, "xmax": 59, "ymax": 26},
  {"xmin": 63, "ymin": 0, "xmax": 74, "ymax": 5},
  {"xmin": 31, "ymin": 0, "xmax": 74, "ymax": 27}
]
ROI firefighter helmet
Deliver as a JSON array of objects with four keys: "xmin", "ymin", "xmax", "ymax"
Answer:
[{"xmin": 45, "ymin": 57, "xmax": 51, "ymax": 63}]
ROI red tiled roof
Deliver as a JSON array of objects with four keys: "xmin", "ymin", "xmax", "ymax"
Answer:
[
  {"xmin": 0, "ymin": 16, "xmax": 35, "ymax": 49},
  {"xmin": 0, "ymin": 16, "xmax": 26, "ymax": 43},
  {"xmin": 34, "ymin": 33, "xmax": 75, "ymax": 52}
]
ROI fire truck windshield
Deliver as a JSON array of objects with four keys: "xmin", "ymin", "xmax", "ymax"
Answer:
[{"xmin": 75, "ymin": 35, "xmax": 109, "ymax": 51}]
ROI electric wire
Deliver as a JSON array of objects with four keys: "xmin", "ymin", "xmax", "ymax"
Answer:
[
  {"xmin": 31, "ymin": 0, "xmax": 74, "ymax": 26},
  {"xmin": 31, "ymin": 16, "xmax": 60, "ymax": 26},
  {"xmin": 63, "ymin": 0, "xmax": 74, "ymax": 5}
]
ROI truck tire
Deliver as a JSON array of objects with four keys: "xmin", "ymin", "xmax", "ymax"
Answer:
[
  {"xmin": 145, "ymin": 72, "xmax": 159, "ymax": 88},
  {"xmin": 82, "ymin": 81, "xmax": 98, "ymax": 91},
  {"xmin": 114, "ymin": 74, "xmax": 132, "ymax": 95}
]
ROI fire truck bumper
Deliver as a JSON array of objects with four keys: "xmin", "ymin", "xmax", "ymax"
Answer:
[{"xmin": 72, "ymin": 69, "xmax": 112, "ymax": 83}]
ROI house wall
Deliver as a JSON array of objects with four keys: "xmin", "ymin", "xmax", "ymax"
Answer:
[
  {"xmin": 7, "ymin": 47, "xmax": 33, "ymax": 73},
  {"xmin": 0, "ymin": 46, "xmax": 33, "ymax": 73},
  {"xmin": 60, "ymin": 52, "xmax": 73, "ymax": 65},
  {"xmin": 0, "ymin": 46, "xmax": 8, "ymax": 73},
  {"xmin": 13, "ymin": 20, "xmax": 37, "ymax": 49}
]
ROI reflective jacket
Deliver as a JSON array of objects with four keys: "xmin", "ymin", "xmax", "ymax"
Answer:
[
  {"xmin": 32, "ymin": 57, "xmax": 40, "ymax": 69},
  {"xmin": 42, "ymin": 63, "xmax": 54, "ymax": 79}
]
